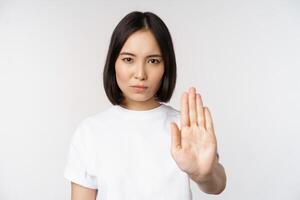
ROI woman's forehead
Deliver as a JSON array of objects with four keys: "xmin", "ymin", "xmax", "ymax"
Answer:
[{"xmin": 120, "ymin": 30, "xmax": 162, "ymax": 56}]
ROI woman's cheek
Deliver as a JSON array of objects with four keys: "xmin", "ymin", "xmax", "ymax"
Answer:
[{"xmin": 116, "ymin": 64, "xmax": 130, "ymax": 84}]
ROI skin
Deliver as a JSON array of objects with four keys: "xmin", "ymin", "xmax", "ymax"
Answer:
[
  {"xmin": 71, "ymin": 182, "xmax": 97, "ymax": 200},
  {"xmin": 71, "ymin": 29, "xmax": 226, "ymax": 199},
  {"xmin": 115, "ymin": 28, "xmax": 165, "ymax": 111},
  {"xmin": 170, "ymin": 87, "xmax": 227, "ymax": 194}
]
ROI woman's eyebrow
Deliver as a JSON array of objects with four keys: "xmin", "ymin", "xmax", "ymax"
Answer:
[
  {"xmin": 119, "ymin": 52, "xmax": 136, "ymax": 56},
  {"xmin": 146, "ymin": 54, "xmax": 162, "ymax": 58},
  {"xmin": 119, "ymin": 52, "xmax": 162, "ymax": 58}
]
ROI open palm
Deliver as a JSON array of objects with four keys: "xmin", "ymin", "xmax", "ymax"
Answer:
[{"xmin": 170, "ymin": 87, "xmax": 218, "ymax": 181}]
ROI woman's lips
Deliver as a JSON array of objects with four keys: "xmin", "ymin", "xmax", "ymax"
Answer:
[{"xmin": 130, "ymin": 86, "xmax": 148, "ymax": 93}]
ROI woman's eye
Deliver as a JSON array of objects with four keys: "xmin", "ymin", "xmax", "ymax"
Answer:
[
  {"xmin": 148, "ymin": 59, "xmax": 160, "ymax": 64},
  {"xmin": 122, "ymin": 58, "xmax": 133, "ymax": 63}
]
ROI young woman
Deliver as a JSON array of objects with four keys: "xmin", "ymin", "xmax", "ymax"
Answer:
[{"xmin": 64, "ymin": 11, "xmax": 226, "ymax": 200}]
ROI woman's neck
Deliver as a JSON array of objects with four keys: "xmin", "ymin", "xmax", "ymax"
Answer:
[{"xmin": 120, "ymin": 100, "xmax": 161, "ymax": 111}]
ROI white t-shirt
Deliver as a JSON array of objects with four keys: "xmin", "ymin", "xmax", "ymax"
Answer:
[{"xmin": 64, "ymin": 103, "xmax": 193, "ymax": 200}]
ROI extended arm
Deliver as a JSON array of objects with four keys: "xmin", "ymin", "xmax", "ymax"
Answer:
[{"xmin": 189, "ymin": 154, "xmax": 226, "ymax": 194}]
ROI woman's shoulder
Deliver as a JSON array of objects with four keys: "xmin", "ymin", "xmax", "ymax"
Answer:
[
  {"xmin": 162, "ymin": 104, "xmax": 181, "ymax": 126},
  {"xmin": 76, "ymin": 106, "xmax": 115, "ymax": 130},
  {"xmin": 162, "ymin": 103, "xmax": 180, "ymax": 117}
]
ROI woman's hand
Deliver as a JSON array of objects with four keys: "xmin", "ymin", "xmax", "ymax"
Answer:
[{"xmin": 170, "ymin": 87, "xmax": 218, "ymax": 182}]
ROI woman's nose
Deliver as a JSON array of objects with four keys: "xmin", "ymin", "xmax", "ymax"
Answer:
[{"xmin": 134, "ymin": 65, "xmax": 147, "ymax": 80}]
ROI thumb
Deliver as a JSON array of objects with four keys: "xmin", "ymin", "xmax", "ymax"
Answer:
[{"xmin": 170, "ymin": 122, "xmax": 181, "ymax": 153}]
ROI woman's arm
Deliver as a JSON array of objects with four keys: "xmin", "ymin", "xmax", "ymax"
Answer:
[
  {"xmin": 189, "ymin": 155, "xmax": 227, "ymax": 194},
  {"xmin": 71, "ymin": 182, "xmax": 98, "ymax": 200}
]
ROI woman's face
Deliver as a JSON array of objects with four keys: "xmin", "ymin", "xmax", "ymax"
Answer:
[{"xmin": 115, "ymin": 29, "xmax": 165, "ymax": 110}]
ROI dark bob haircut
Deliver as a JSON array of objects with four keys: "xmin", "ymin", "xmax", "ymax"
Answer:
[{"xmin": 103, "ymin": 11, "xmax": 177, "ymax": 105}]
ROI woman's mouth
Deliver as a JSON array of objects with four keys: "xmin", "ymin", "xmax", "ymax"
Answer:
[{"xmin": 130, "ymin": 85, "xmax": 148, "ymax": 93}]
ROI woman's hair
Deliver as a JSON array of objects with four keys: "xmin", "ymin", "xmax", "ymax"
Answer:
[{"xmin": 103, "ymin": 11, "xmax": 177, "ymax": 105}]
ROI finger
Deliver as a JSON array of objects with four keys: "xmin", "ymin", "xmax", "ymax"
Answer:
[
  {"xmin": 170, "ymin": 122, "xmax": 181, "ymax": 152},
  {"xmin": 188, "ymin": 87, "xmax": 197, "ymax": 126},
  {"xmin": 204, "ymin": 107, "xmax": 215, "ymax": 135},
  {"xmin": 196, "ymin": 93, "xmax": 205, "ymax": 128},
  {"xmin": 181, "ymin": 92, "xmax": 189, "ymax": 127}
]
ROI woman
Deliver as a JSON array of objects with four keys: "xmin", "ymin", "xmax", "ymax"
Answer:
[{"xmin": 64, "ymin": 11, "xmax": 226, "ymax": 200}]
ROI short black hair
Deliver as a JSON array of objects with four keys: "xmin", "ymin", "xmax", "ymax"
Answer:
[{"xmin": 103, "ymin": 11, "xmax": 177, "ymax": 105}]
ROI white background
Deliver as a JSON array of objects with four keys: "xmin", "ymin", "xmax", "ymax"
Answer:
[{"xmin": 0, "ymin": 0, "xmax": 299, "ymax": 199}]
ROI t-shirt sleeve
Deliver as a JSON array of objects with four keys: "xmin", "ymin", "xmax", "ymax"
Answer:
[{"xmin": 64, "ymin": 120, "xmax": 98, "ymax": 189}]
